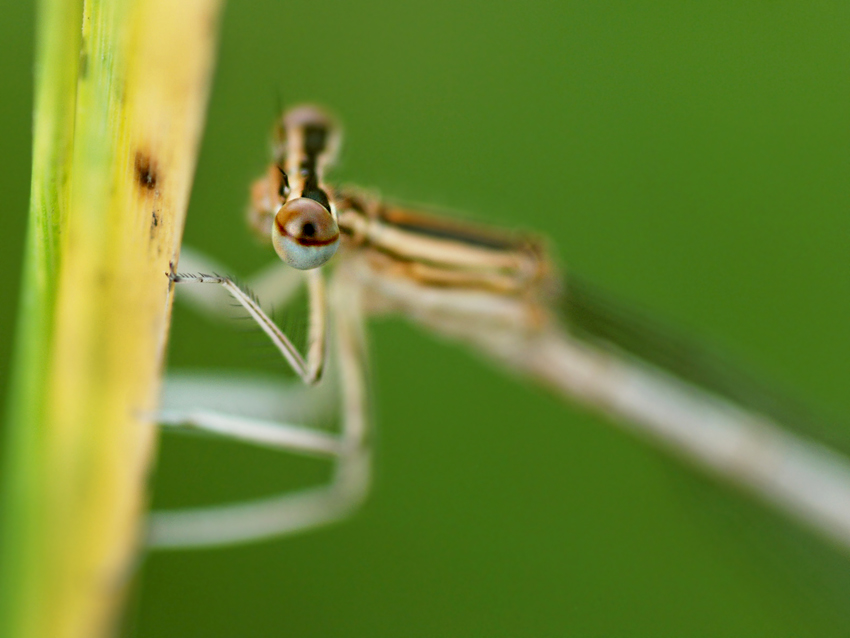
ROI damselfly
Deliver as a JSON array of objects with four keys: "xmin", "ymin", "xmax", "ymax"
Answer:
[{"xmin": 151, "ymin": 104, "xmax": 850, "ymax": 552}]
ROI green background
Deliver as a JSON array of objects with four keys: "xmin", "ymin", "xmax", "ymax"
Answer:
[{"xmin": 3, "ymin": 1, "xmax": 850, "ymax": 636}]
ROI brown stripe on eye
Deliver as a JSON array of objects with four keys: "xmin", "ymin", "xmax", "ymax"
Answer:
[
  {"xmin": 275, "ymin": 202, "xmax": 340, "ymax": 247},
  {"xmin": 290, "ymin": 234, "xmax": 340, "ymax": 247},
  {"xmin": 274, "ymin": 219, "xmax": 340, "ymax": 247}
]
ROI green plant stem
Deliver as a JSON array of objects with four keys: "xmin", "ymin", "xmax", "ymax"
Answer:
[{"xmin": 0, "ymin": 1, "xmax": 224, "ymax": 636}]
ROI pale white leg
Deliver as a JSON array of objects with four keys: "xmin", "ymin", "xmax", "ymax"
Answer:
[
  {"xmin": 162, "ymin": 370, "xmax": 338, "ymax": 424},
  {"xmin": 169, "ymin": 267, "xmax": 327, "ymax": 384},
  {"xmin": 149, "ymin": 270, "xmax": 371, "ymax": 549},
  {"xmin": 157, "ymin": 410, "xmax": 342, "ymax": 458},
  {"xmin": 174, "ymin": 245, "xmax": 304, "ymax": 320}
]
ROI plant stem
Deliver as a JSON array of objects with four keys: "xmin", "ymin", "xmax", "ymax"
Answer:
[{"xmin": 1, "ymin": 1, "xmax": 224, "ymax": 636}]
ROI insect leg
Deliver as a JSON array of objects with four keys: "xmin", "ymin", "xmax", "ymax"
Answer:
[
  {"xmin": 148, "ymin": 271, "xmax": 371, "ymax": 549},
  {"xmin": 169, "ymin": 268, "xmax": 326, "ymax": 384},
  {"xmin": 172, "ymin": 245, "xmax": 303, "ymax": 322}
]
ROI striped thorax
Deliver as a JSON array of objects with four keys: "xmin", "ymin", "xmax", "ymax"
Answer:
[{"xmin": 250, "ymin": 105, "xmax": 557, "ymax": 333}]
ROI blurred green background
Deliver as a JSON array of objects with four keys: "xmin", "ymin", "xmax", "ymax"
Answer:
[{"xmin": 3, "ymin": 1, "xmax": 850, "ymax": 636}]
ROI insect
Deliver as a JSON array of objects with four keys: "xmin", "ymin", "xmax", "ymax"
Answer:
[{"xmin": 151, "ymin": 104, "xmax": 850, "ymax": 551}]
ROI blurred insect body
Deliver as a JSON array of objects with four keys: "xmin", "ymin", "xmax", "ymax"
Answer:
[{"xmin": 153, "ymin": 104, "xmax": 850, "ymax": 552}]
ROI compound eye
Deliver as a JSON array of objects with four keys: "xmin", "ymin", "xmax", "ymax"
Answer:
[{"xmin": 272, "ymin": 197, "xmax": 340, "ymax": 270}]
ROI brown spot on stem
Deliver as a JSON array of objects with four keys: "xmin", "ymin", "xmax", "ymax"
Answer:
[
  {"xmin": 134, "ymin": 151, "xmax": 159, "ymax": 191},
  {"xmin": 150, "ymin": 211, "xmax": 160, "ymax": 240}
]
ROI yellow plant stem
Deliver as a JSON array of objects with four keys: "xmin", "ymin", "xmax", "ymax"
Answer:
[{"xmin": 1, "ymin": 1, "xmax": 224, "ymax": 637}]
